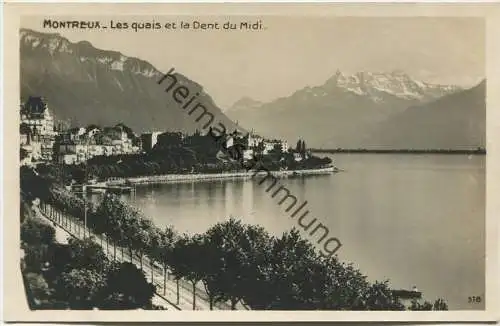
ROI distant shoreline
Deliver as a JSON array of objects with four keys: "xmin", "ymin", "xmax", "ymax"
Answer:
[{"xmin": 311, "ymin": 148, "xmax": 486, "ymax": 155}]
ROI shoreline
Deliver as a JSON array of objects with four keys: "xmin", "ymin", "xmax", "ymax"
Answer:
[
  {"xmin": 311, "ymin": 149, "xmax": 486, "ymax": 155},
  {"xmin": 105, "ymin": 166, "xmax": 338, "ymax": 186}
]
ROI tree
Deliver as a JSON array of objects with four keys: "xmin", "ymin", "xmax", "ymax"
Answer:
[
  {"xmin": 21, "ymin": 217, "xmax": 56, "ymax": 248},
  {"xmin": 301, "ymin": 140, "xmax": 307, "ymax": 154},
  {"xmin": 20, "ymin": 215, "xmax": 55, "ymax": 273},
  {"xmin": 94, "ymin": 194, "xmax": 131, "ymax": 258},
  {"xmin": 311, "ymin": 257, "xmax": 369, "ymax": 310},
  {"xmin": 20, "ymin": 148, "xmax": 29, "ymax": 161},
  {"xmin": 154, "ymin": 132, "xmax": 183, "ymax": 151},
  {"xmin": 409, "ymin": 299, "xmax": 433, "ymax": 311},
  {"xmin": 56, "ymin": 268, "xmax": 106, "ymax": 309},
  {"xmin": 357, "ymin": 280, "xmax": 404, "ymax": 310},
  {"xmin": 132, "ymin": 219, "xmax": 153, "ymax": 270},
  {"xmin": 270, "ymin": 143, "xmax": 283, "ymax": 156},
  {"xmin": 433, "ymin": 298, "xmax": 449, "ymax": 310},
  {"xmin": 147, "ymin": 226, "xmax": 176, "ymax": 295},
  {"xmin": 43, "ymin": 243, "xmax": 72, "ymax": 280},
  {"xmin": 65, "ymin": 237, "xmax": 109, "ymax": 272},
  {"xmin": 169, "ymin": 234, "xmax": 208, "ymax": 310},
  {"xmin": 121, "ymin": 210, "xmax": 141, "ymax": 262},
  {"xmin": 294, "ymin": 139, "xmax": 307, "ymax": 155},
  {"xmin": 23, "ymin": 244, "xmax": 50, "ymax": 273},
  {"xmin": 261, "ymin": 228, "xmax": 320, "ymax": 309},
  {"xmin": 20, "ymin": 167, "xmax": 47, "ymax": 200},
  {"xmin": 99, "ymin": 262, "xmax": 155, "ymax": 310},
  {"xmin": 295, "ymin": 139, "xmax": 302, "ymax": 153},
  {"xmin": 20, "ymin": 201, "xmax": 29, "ymax": 224},
  {"xmin": 235, "ymin": 224, "xmax": 273, "ymax": 309},
  {"xmin": 255, "ymin": 141, "xmax": 265, "ymax": 156},
  {"xmin": 25, "ymin": 272, "xmax": 52, "ymax": 303},
  {"xmin": 408, "ymin": 298, "xmax": 448, "ymax": 311},
  {"xmin": 199, "ymin": 235, "xmax": 226, "ymax": 310},
  {"xmin": 203, "ymin": 219, "xmax": 272, "ymax": 310}
]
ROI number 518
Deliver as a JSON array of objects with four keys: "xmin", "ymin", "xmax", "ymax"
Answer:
[{"xmin": 468, "ymin": 296, "xmax": 482, "ymax": 303}]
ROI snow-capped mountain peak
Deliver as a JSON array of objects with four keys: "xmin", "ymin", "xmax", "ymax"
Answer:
[{"xmin": 324, "ymin": 70, "xmax": 460, "ymax": 101}]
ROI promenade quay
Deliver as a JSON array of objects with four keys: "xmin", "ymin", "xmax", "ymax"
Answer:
[
  {"xmin": 87, "ymin": 184, "xmax": 135, "ymax": 194},
  {"xmin": 72, "ymin": 184, "xmax": 135, "ymax": 194},
  {"xmin": 106, "ymin": 166, "xmax": 337, "ymax": 186},
  {"xmin": 33, "ymin": 205, "xmax": 181, "ymax": 310},
  {"xmin": 35, "ymin": 202, "xmax": 246, "ymax": 310}
]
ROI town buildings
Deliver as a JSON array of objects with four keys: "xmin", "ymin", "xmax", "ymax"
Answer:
[
  {"xmin": 20, "ymin": 96, "xmax": 57, "ymax": 164},
  {"xmin": 19, "ymin": 96, "xmax": 142, "ymax": 165},
  {"xmin": 222, "ymin": 131, "xmax": 290, "ymax": 162},
  {"xmin": 20, "ymin": 96, "xmax": 55, "ymax": 135},
  {"xmin": 57, "ymin": 126, "xmax": 140, "ymax": 165},
  {"xmin": 246, "ymin": 132, "xmax": 289, "ymax": 156},
  {"xmin": 19, "ymin": 97, "xmax": 292, "ymax": 167}
]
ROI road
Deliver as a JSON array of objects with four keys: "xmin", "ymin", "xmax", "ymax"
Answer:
[{"xmin": 35, "ymin": 202, "xmax": 246, "ymax": 310}]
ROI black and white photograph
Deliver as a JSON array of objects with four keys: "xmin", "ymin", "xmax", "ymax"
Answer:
[{"xmin": 3, "ymin": 2, "xmax": 499, "ymax": 322}]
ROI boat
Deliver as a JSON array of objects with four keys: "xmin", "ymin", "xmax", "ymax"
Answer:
[
  {"xmin": 87, "ymin": 184, "xmax": 135, "ymax": 194},
  {"xmin": 391, "ymin": 286, "xmax": 422, "ymax": 300},
  {"xmin": 87, "ymin": 187, "xmax": 106, "ymax": 194}
]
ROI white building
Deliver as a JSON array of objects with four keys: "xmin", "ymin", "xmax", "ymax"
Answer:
[
  {"xmin": 57, "ymin": 127, "xmax": 140, "ymax": 165},
  {"xmin": 20, "ymin": 97, "xmax": 55, "ymax": 136},
  {"xmin": 243, "ymin": 149, "xmax": 254, "ymax": 161},
  {"xmin": 246, "ymin": 132, "xmax": 288, "ymax": 155},
  {"xmin": 59, "ymin": 154, "xmax": 78, "ymax": 165},
  {"xmin": 87, "ymin": 127, "xmax": 100, "ymax": 138},
  {"xmin": 263, "ymin": 142, "xmax": 275, "ymax": 154},
  {"xmin": 293, "ymin": 153, "xmax": 304, "ymax": 162},
  {"xmin": 247, "ymin": 133, "xmax": 263, "ymax": 148},
  {"xmin": 20, "ymin": 97, "xmax": 57, "ymax": 163},
  {"xmin": 226, "ymin": 136, "xmax": 234, "ymax": 149},
  {"xmin": 281, "ymin": 140, "xmax": 289, "ymax": 152}
]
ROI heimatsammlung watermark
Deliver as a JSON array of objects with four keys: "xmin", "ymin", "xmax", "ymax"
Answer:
[{"xmin": 157, "ymin": 67, "xmax": 342, "ymax": 257}]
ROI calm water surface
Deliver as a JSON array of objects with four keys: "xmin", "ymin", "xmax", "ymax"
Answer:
[{"xmin": 116, "ymin": 154, "xmax": 485, "ymax": 310}]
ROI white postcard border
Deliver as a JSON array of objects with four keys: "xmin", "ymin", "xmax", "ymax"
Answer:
[{"xmin": 3, "ymin": 2, "xmax": 499, "ymax": 322}]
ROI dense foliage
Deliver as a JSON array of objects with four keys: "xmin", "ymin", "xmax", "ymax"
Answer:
[{"xmin": 20, "ymin": 203, "xmax": 157, "ymax": 310}]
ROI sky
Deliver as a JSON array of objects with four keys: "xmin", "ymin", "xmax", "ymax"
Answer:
[{"xmin": 21, "ymin": 16, "xmax": 485, "ymax": 109}]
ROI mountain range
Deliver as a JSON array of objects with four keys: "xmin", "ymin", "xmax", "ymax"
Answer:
[
  {"xmin": 20, "ymin": 28, "xmax": 485, "ymax": 150},
  {"xmin": 366, "ymin": 80, "xmax": 486, "ymax": 149},
  {"xmin": 227, "ymin": 71, "xmax": 485, "ymax": 149},
  {"xmin": 20, "ymin": 28, "xmax": 240, "ymax": 134}
]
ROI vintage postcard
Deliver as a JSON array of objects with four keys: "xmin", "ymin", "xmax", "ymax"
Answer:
[{"xmin": 2, "ymin": 2, "xmax": 499, "ymax": 323}]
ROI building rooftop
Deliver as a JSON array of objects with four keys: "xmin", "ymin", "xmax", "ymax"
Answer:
[{"xmin": 22, "ymin": 96, "xmax": 48, "ymax": 116}]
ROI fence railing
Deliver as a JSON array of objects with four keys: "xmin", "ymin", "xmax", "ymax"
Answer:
[{"xmin": 38, "ymin": 202, "xmax": 240, "ymax": 310}]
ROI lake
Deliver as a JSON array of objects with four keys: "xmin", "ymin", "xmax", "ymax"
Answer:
[{"xmin": 118, "ymin": 153, "xmax": 485, "ymax": 310}]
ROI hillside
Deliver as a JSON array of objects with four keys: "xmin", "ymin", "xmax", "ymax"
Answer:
[
  {"xmin": 228, "ymin": 97, "xmax": 263, "ymax": 112},
  {"xmin": 20, "ymin": 28, "xmax": 241, "ymax": 134},
  {"xmin": 364, "ymin": 80, "xmax": 486, "ymax": 150}
]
